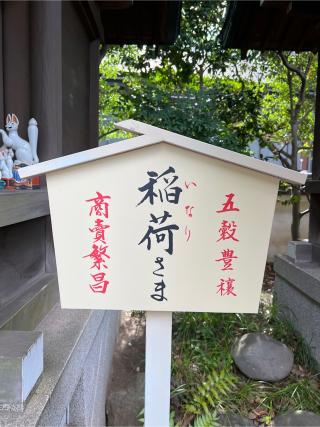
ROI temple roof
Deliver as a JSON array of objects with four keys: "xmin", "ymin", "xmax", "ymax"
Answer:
[
  {"xmin": 221, "ymin": 1, "xmax": 320, "ymax": 53},
  {"xmin": 77, "ymin": 1, "xmax": 181, "ymax": 45}
]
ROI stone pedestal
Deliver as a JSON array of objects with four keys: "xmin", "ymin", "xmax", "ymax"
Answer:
[
  {"xmin": 274, "ymin": 241, "xmax": 320, "ymax": 364},
  {"xmin": 0, "ymin": 303, "xmax": 120, "ymax": 426},
  {"xmin": 0, "ymin": 331, "xmax": 43, "ymax": 411}
]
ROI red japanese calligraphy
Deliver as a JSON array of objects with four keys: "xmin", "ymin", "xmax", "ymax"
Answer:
[
  {"xmin": 217, "ymin": 220, "xmax": 239, "ymax": 242},
  {"xmin": 86, "ymin": 192, "xmax": 111, "ymax": 219},
  {"xmin": 184, "ymin": 226, "xmax": 191, "ymax": 242},
  {"xmin": 83, "ymin": 244, "xmax": 110, "ymax": 270},
  {"xmin": 216, "ymin": 278, "xmax": 237, "ymax": 296},
  {"xmin": 184, "ymin": 181, "xmax": 197, "ymax": 189},
  {"xmin": 84, "ymin": 192, "xmax": 111, "ymax": 295},
  {"xmin": 214, "ymin": 193, "xmax": 240, "ymax": 297},
  {"xmin": 185, "ymin": 205, "xmax": 194, "ymax": 217},
  {"xmin": 215, "ymin": 249, "xmax": 238, "ymax": 270},
  {"xmin": 90, "ymin": 272, "xmax": 109, "ymax": 293},
  {"xmin": 216, "ymin": 193, "xmax": 239, "ymax": 213},
  {"xmin": 89, "ymin": 218, "xmax": 110, "ymax": 244},
  {"xmin": 183, "ymin": 179, "xmax": 197, "ymax": 243}
]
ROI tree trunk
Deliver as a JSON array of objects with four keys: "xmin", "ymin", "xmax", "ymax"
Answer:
[{"xmin": 199, "ymin": 67, "xmax": 204, "ymax": 90}]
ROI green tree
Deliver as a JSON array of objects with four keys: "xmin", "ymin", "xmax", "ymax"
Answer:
[
  {"xmin": 99, "ymin": 0, "xmax": 263, "ymax": 149},
  {"xmin": 99, "ymin": 54, "xmax": 264, "ymax": 154},
  {"xmin": 257, "ymin": 52, "xmax": 317, "ymax": 240},
  {"xmin": 120, "ymin": 1, "xmax": 229, "ymax": 89},
  {"xmin": 100, "ymin": 1, "xmax": 316, "ymax": 240}
]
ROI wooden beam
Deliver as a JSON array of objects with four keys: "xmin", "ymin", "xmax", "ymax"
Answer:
[
  {"xmin": 309, "ymin": 52, "xmax": 320, "ymax": 244},
  {"xmin": 0, "ymin": 190, "xmax": 49, "ymax": 228},
  {"xmin": 98, "ymin": 1, "xmax": 133, "ymax": 10},
  {"xmin": 305, "ymin": 180, "xmax": 320, "ymax": 194},
  {"xmin": 75, "ymin": 1, "xmax": 104, "ymax": 42}
]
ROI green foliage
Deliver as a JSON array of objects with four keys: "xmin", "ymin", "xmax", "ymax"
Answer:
[
  {"xmin": 257, "ymin": 51, "xmax": 317, "ymax": 163},
  {"xmin": 260, "ymin": 378, "xmax": 320, "ymax": 415},
  {"xmin": 99, "ymin": 1, "xmax": 263, "ymax": 155},
  {"xmin": 137, "ymin": 409, "xmax": 179, "ymax": 427},
  {"xmin": 119, "ymin": 1, "xmax": 230, "ymax": 87},
  {"xmin": 169, "ymin": 290, "xmax": 320, "ymax": 424},
  {"xmin": 248, "ymin": 51, "xmax": 316, "ymax": 239},
  {"xmin": 186, "ymin": 369, "xmax": 237, "ymax": 416},
  {"xmin": 99, "ymin": 2, "xmax": 317, "ymax": 242},
  {"xmin": 193, "ymin": 411, "xmax": 219, "ymax": 427},
  {"xmin": 134, "ymin": 288, "xmax": 320, "ymax": 425},
  {"xmin": 169, "ymin": 411, "xmax": 177, "ymax": 427},
  {"xmin": 120, "ymin": 78, "xmax": 257, "ymax": 152},
  {"xmin": 99, "ymin": 65, "xmax": 261, "ymax": 154}
]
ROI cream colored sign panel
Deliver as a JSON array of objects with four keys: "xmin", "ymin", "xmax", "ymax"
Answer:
[{"xmin": 47, "ymin": 143, "xmax": 278, "ymax": 313}]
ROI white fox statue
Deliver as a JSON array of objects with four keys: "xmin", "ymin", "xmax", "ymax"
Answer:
[
  {"xmin": 0, "ymin": 114, "xmax": 39, "ymax": 165},
  {"xmin": 0, "ymin": 150, "xmax": 13, "ymax": 179}
]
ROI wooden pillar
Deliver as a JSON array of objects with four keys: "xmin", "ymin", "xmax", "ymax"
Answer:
[
  {"xmin": 3, "ymin": 1, "xmax": 30, "ymax": 136},
  {"xmin": 309, "ymin": 52, "xmax": 320, "ymax": 246},
  {"xmin": 0, "ymin": 3, "xmax": 4, "ymax": 128},
  {"xmin": 30, "ymin": 1, "xmax": 63, "ymax": 275},
  {"xmin": 30, "ymin": 1, "xmax": 63, "ymax": 161},
  {"xmin": 88, "ymin": 39, "xmax": 100, "ymax": 148}
]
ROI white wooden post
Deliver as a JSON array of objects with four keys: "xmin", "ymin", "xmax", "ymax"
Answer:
[{"xmin": 145, "ymin": 311, "xmax": 172, "ymax": 427}]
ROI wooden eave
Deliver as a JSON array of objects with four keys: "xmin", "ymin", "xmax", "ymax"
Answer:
[
  {"xmin": 76, "ymin": 0, "xmax": 181, "ymax": 45},
  {"xmin": 221, "ymin": 1, "xmax": 320, "ymax": 52},
  {"xmin": 19, "ymin": 120, "xmax": 306, "ymax": 185}
]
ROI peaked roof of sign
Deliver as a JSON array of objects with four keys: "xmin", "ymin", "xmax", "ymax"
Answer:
[{"xmin": 19, "ymin": 119, "xmax": 306, "ymax": 185}]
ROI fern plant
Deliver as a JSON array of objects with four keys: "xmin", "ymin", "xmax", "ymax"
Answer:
[
  {"xmin": 185, "ymin": 368, "xmax": 237, "ymax": 416},
  {"xmin": 138, "ymin": 410, "xmax": 177, "ymax": 426},
  {"xmin": 193, "ymin": 411, "xmax": 219, "ymax": 427}
]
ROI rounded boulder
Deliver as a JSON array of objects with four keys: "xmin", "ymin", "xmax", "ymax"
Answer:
[
  {"xmin": 231, "ymin": 332, "xmax": 294, "ymax": 382},
  {"xmin": 274, "ymin": 410, "xmax": 320, "ymax": 426}
]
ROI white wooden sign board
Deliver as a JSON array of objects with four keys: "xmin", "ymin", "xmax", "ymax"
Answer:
[
  {"xmin": 20, "ymin": 120, "xmax": 306, "ymax": 426},
  {"xmin": 47, "ymin": 141, "xmax": 276, "ymax": 312}
]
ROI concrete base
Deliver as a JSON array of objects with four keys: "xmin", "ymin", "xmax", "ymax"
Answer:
[
  {"xmin": 0, "ymin": 274, "xmax": 59, "ymax": 331},
  {"xmin": 274, "ymin": 241, "xmax": 320, "ymax": 364},
  {"xmin": 0, "ymin": 305, "xmax": 120, "ymax": 426},
  {"xmin": 0, "ymin": 331, "xmax": 43, "ymax": 411}
]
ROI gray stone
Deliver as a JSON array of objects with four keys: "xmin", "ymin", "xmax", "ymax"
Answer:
[
  {"xmin": 219, "ymin": 413, "xmax": 254, "ymax": 426},
  {"xmin": 288, "ymin": 241, "xmax": 313, "ymax": 263},
  {"xmin": 0, "ymin": 304, "xmax": 120, "ymax": 426},
  {"xmin": 0, "ymin": 331, "xmax": 43, "ymax": 410},
  {"xmin": 274, "ymin": 254, "xmax": 320, "ymax": 304},
  {"xmin": 274, "ymin": 410, "xmax": 320, "ymax": 426},
  {"xmin": 0, "ymin": 275, "xmax": 59, "ymax": 331},
  {"xmin": 275, "ymin": 253, "xmax": 320, "ymax": 364},
  {"xmin": 231, "ymin": 333, "xmax": 294, "ymax": 381}
]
